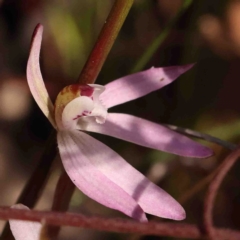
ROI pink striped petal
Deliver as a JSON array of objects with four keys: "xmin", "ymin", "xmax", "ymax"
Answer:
[
  {"xmin": 57, "ymin": 130, "xmax": 147, "ymax": 222},
  {"xmin": 100, "ymin": 65, "xmax": 193, "ymax": 108},
  {"xmin": 58, "ymin": 130, "xmax": 185, "ymax": 220},
  {"xmin": 82, "ymin": 113, "xmax": 213, "ymax": 158},
  {"xmin": 27, "ymin": 24, "xmax": 56, "ymax": 128},
  {"xmin": 9, "ymin": 204, "xmax": 42, "ymax": 240}
]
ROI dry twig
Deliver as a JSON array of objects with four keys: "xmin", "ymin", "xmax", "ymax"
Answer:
[
  {"xmin": 203, "ymin": 147, "xmax": 240, "ymax": 239},
  {"xmin": 0, "ymin": 207, "xmax": 240, "ymax": 239}
]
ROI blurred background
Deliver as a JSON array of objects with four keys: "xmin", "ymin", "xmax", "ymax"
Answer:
[{"xmin": 0, "ymin": 0, "xmax": 240, "ymax": 239}]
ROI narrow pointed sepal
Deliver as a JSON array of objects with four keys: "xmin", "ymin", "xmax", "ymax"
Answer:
[
  {"xmin": 27, "ymin": 24, "xmax": 56, "ymax": 128},
  {"xmin": 83, "ymin": 113, "xmax": 213, "ymax": 158},
  {"xmin": 100, "ymin": 64, "xmax": 194, "ymax": 108},
  {"xmin": 58, "ymin": 130, "xmax": 185, "ymax": 220},
  {"xmin": 57, "ymin": 130, "xmax": 147, "ymax": 222}
]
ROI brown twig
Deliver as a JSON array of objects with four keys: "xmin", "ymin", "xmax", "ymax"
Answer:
[
  {"xmin": 0, "ymin": 131, "xmax": 57, "ymax": 240},
  {"xmin": 0, "ymin": 207, "xmax": 240, "ymax": 239},
  {"xmin": 203, "ymin": 147, "xmax": 240, "ymax": 239},
  {"xmin": 47, "ymin": 171, "xmax": 75, "ymax": 239}
]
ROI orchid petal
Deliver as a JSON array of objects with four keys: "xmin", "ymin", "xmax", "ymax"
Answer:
[
  {"xmin": 9, "ymin": 204, "xmax": 42, "ymax": 240},
  {"xmin": 82, "ymin": 113, "xmax": 213, "ymax": 158},
  {"xmin": 57, "ymin": 130, "xmax": 147, "ymax": 222},
  {"xmin": 27, "ymin": 24, "xmax": 56, "ymax": 128},
  {"xmin": 60, "ymin": 131, "xmax": 185, "ymax": 220},
  {"xmin": 100, "ymin": 64, "xmax": 193, "ymax": 108}
]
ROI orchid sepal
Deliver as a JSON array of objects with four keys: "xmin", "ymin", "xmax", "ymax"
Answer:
[{"xmin": 26, "ymin": 24, "xmax": 56, "ymax": 128}]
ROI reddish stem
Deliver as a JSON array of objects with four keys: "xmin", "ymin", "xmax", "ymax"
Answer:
[
  {"xmin": 1, "ymin": 207, "xmax": 240, "ymax": 240},
  {"xmin": 78, "ymin": 0, "xmax": 134, "ymax": 84},
  {"xmin": 204, "ymin": 147, "xmax": 240, "ymax": 239}
]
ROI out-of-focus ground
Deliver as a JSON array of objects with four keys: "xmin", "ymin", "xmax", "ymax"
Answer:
[{"xmin": 0, "ymin": 0, "xmax": 240, "ymax": 239}]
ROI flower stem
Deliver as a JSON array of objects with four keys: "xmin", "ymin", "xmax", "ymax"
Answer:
[{"xmin": 78, "ymin": 0, "xmax": 134, "ymax": 84}]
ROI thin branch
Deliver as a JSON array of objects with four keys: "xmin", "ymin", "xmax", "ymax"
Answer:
[
  {"xmin": 78, "ymin": 0, "xmax": 134, "ymax": 84},
  {"xmin": 203, "ymin": 147, "xmax": 240, "ymax": 239},
  {"xmin": 0, "ymin": 208, "xmax": 240, "ymax": 239},
  {"xmin": 164, "ymin": 124, "xmax": 237, "ymax": 150},
  {"xmin": 0, "ymin": 131, "xmax": 57, "ymax": 240}
]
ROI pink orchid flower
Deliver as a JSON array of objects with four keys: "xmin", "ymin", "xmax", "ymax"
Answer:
[
  {"xmin": 27, "ymin": 24, "xmax": 212, "ymax": 222},
  {"xmin": 9, "ymin": 205, "xmax": 42, "ymax": 240}
]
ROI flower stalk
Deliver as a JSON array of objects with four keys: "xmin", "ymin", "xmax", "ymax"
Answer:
[{"xmin": 78, "ymin": 0, "xmax": 134, "ymax": 84}]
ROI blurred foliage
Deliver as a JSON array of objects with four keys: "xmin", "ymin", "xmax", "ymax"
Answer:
[{"xmin": 0, "ymin": 0, "xmax": 240, "ymax": 239}]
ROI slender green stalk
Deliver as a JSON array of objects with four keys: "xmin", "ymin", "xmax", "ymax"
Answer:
[
  {"xmin": 131, "ymin": 0, "xmax": 193, "ymax": 73},
  {"xmin": 78, "ymin": 0, "xmax": 134, "ymax": 84}
]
